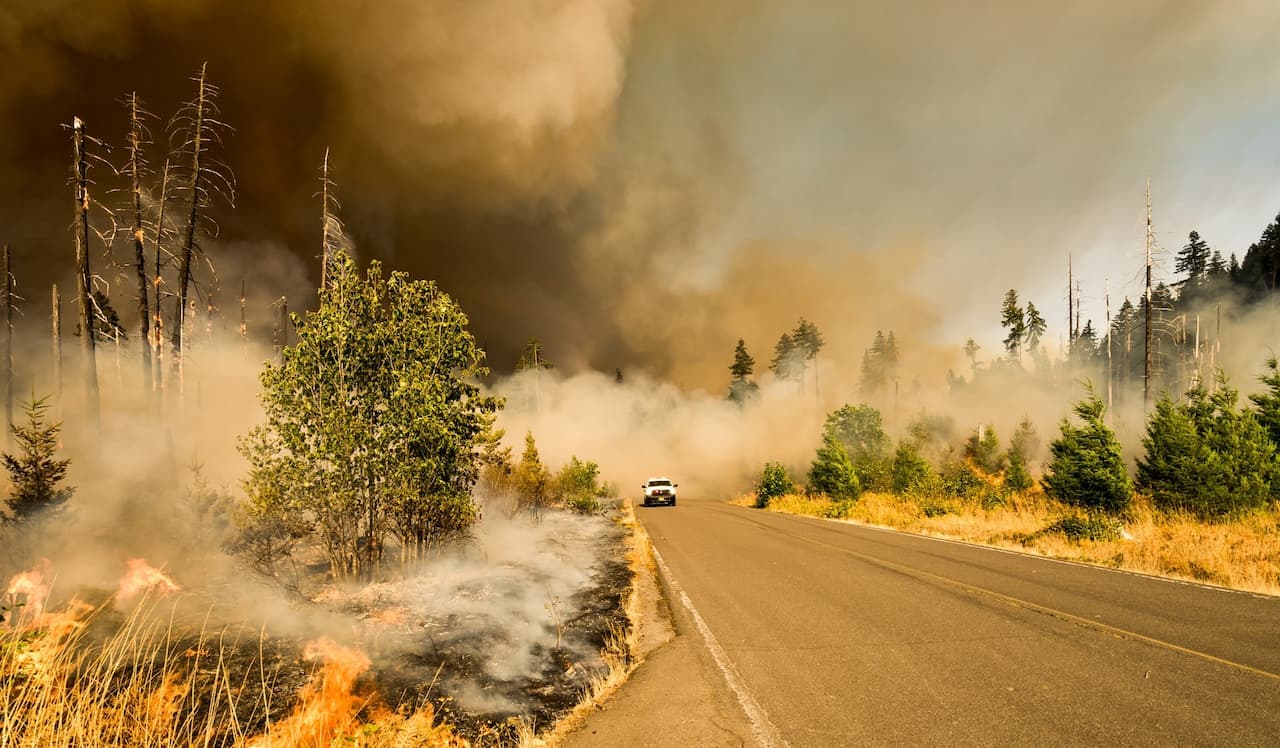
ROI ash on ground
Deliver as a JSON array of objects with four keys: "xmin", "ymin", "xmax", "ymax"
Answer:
[{"xmin": 339, "ymin": 505, "xmax": 632, "ymax": 739}]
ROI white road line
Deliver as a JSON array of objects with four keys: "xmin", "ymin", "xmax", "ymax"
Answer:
[{"xmin": 652, "ymin": 547, "xmax": 788, "ymax": 748}]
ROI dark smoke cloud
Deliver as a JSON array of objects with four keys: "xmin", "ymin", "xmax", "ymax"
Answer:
[{"xmin": 2, "ymin": 1, "xmax": 1279, "ymax": 390}]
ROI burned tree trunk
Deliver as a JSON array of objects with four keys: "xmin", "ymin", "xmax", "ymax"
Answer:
[
  {"xmin": 2, "ymin": 244, "xmax": 11, "ymax": 446},
  {"xmin": 273, "ymin": 296, "xmax": 288, "ymax": 363},
  {"xmin": 126, "ymin": 93, "xmax": 153, "ymax": 394},
  {"xmin": 1144, "ymin": 179, "xmax": 1153, "ymax": 409},
  {"xmin": 72, "ymin": 116, "xmax": 100, "ymax": 423},
  {"xmin": 239, "ymin": 278, "xmax": 247, "ymax": 356},
  {"xmin": 321, "ymin": 148, "xmax": 332, "ymax": 291},
  {"xmin": 172, "ymin": 65, "xmax": 208, "ymax": 367},
  {"xmin": 152, "ymin": 157, "xmax": 172, "ymax": 393},
  {"xmin": 52, "ymin": 285, "xmax": 62, "ymax": 414}
]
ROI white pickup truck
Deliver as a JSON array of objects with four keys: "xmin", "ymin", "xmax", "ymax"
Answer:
[{"xmin": 641, "ymin": 477, "xmax": 678, "ymax": 507}]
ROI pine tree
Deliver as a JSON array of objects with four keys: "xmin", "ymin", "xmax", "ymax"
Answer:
[
  {"xmin": 1175, "ymin": 230, "xmax": 1211, "ymax": 283},
  {"xmin": 808, "ymin": 432, "xmax": 861, "ymax": 500},
  {"xmin": 514, "ymin": 431, "xmax": 550, "ymax": 512},
  {"xmin": 770, "ymin": 332, "xmax": 801, "ymax": 383},
  {"xmin": 516, "ymin": 337, "xmax": 554, "ymax": 371},
  {"xmin": 963, "ymin": 338, "xmax": 980, "ymax": 377},
  {"xmin": 1024, "ymin": 302, "xmax": 1046, "ymax": 352},
  {"xmin": 3, "ymin": 397, "xmax": 74, "ymax": 523},
  {"xmin": 1249, "ymin": 356, "xmax": 1280, "ymax": 450},
  {"xmin": 964, "ymin": 425, "xmax": 1003, "ymax": 474},
  {"xmin": 1208, "ymin": 250, "xmax": 1227, "ymax": 277},
  {"xmin": 1139, "ymin": 377, "xmax": 1275, "ymax": 518},
  {"xmin": 1043, "ymin": 387, "xmax": 1132, "ymax": 514},
  {"xmin": 1000, "ymin": 290, "xmax": 1026, "ymax": 363},
  {"xmin": 728, "ymin": 338, "xmax": 759, "ymax": 404}
]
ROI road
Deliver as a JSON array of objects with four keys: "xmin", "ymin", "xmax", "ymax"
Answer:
[{"xmin": 568, "ymin": 496, "xmax": 1280, "ymax": 747}]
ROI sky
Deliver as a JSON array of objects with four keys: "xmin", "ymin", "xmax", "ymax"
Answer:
[{"xmin": 2, "ymin": 0, "xmax": 1279, "ymax": 389}]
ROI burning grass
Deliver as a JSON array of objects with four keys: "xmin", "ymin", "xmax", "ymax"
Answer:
[
  {"xmin": 741, "ymin": 491, "xmax": 1280, "ymax": 596},
  {"xmin": 0, "ymin": 504, "xmax": 639, "ymax": 747}
]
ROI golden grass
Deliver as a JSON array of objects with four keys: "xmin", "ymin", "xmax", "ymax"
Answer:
[
  {"xmin": 0, "ymin": 593, "xmax": 471, "ymax": 747},
  {"xmin": 739, "ymin": 491, "xmax": 1280, "ymax": 596}
]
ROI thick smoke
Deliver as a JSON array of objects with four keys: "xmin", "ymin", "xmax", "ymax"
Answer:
[{"xmin": 4, "ymin": 2, "xmax": 1280, "ymax": 388}]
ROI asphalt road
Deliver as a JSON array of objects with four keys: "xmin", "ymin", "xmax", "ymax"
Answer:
[{"xmin": 611, "ymin": 496, "xmax": 1280, "ymax": 747}]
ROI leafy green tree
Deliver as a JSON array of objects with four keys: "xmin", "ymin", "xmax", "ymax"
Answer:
[
  {"xmin": 1139, "ymin": 378, "xmax": 1276, "ymax": 518},
  {"xmin": 2, "ymin": 397, "xmax": 73, "ymax": 523},
  {"xmin": 823, "ymin": 404, "xmax": 891, "ymax": 488},
  {"xmin": 728, "ymin": 338, "xmax": 760, "ymax": 403},
  {"xmin": 1176, "ymin": 230, "xmax": 1211, "ymax": 283},
  {"xmin": 1042, "ymin": 387, "xmax": 1132, "ymax": 514},
  {"xmin": 554, "ymin": 456, "xmax": 603, "ymax": 514},
  {"xmin": 755, "ymin": 462, "xmax": 795, "ymax": 507},
  {"xmin": 1001, "ymin": 290, "xmax": 1026, "ymax": 363},
  {"xmin": 808, "ymin": 432, "xmax": 861, "ymax": 500},
  {"xmin": 237, "ymin": 250, "xmax": 499, "ymax": 579}
]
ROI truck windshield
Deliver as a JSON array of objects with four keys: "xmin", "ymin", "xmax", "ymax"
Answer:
[{"xmin": 649, "ymin": 480, "xmax": 671, "ymax": 486}]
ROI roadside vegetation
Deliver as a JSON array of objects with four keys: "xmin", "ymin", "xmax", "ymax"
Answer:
[{"xmin": 744, "ymin": 372, "xmax": 1280, "ymax": 595}]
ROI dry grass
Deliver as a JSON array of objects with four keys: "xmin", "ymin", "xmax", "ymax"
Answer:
[
  {"xmin": 739, "ymin": 491, "xmax": 1280, "ymax": 596},
  {"xmin": 0, "ymin": 591, "xmax": 470, "ymax": 747}
]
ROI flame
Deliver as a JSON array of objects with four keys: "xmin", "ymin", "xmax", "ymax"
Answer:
[
  {"xmin": 244, "ymin": 638, "xmax": 371, "ymax": 747},
  {"xmin": 117, "ymin": 558, "xmax": 181, "ymax": 600},
  {"xmin": 5, "ymin": 568, "xmax": 50, "ymax": 622}
]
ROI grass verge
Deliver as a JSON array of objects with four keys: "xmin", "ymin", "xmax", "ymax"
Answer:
[{"xmin": 739, "ymin": 491, "xmax": 1280, "ymax": 596}]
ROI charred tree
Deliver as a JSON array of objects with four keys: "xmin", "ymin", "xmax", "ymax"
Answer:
[
  {"xmin": 273, "ymin": 296, "xmax": 288, "ymax": 363},
  {"xmin": 239, "ymin": 278, "xmax": 247, "ymax": 356},
  {"xmin": 125, "ymin": 93, "xmax": 154, "ymax": 394},
  {"xmin": 169, "ymin": 63, "xmax": 233, "ymax": 372},
  {"xmin": 52, "ymin": 285, "xmax": 62, "ymax": 414},
  {"xmin": 2, "ymin": 244, "xmax": 11, "ymax": 446},
  {"xmin": 151, "ymin": 157, "xmax": 172, "ymax": 392},
  {"xmin": 1144, "ymin": 179, "xmax": 1154, "ymax": 409},
  {"xmin": 71, "ymin": 116, "xmax": 100, "ymax": 424}
]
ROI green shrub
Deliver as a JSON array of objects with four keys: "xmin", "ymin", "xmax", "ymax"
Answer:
[
  {"xmin": 963, "ymin": 425, "xmax": 1004, "ymax": 474},
  {"xmin": 756, "ymin": 462, "xmax": 795, "ymax": 507},
  {"xmin": 809, "ymin": 433, "xmax": 862, "ymax": 500},
  {"xmin": 824, "ymin": 404, "xmax": 891, "ymax": 489},
  {"xmin": 1041, "ymin": 514, "xmax": 1123, "ymax": 542},
  {"xmin": 891, "ymin": 442, "xmax": 934, "ymax": 494},
  {"xmin": 554, "ymin": 456, "xmax": 603, "ymax": 514},
  {"xmin": 820, "ymin": 499, "xmax": 858, "ymax": 519},
  {"xmin": 919, "ymin": 498, "xmax": 954, "ymax": 518},
  {"xmin": 1042, "ymin": 387, "xmax": 1132, "ymax": 514},
  {"xmin": 939, "ymin": 461, "xmax": 983, "ymax": 498},
  {"xmin": 1137, "ymin": 378, "xmax": 1276, "ymax": 520}
]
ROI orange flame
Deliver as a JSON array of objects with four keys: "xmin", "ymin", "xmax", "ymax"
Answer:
[
  {"xmin": 244, "ymin": 638, "xmax": 371, "ymax": 747},
  {"xmin": 117, "ymin": 558, "xmax": 180, "ymax": 600},
  {"xmin": 5, "ymin": 569, "xmax": 50, "ymax": 622}
]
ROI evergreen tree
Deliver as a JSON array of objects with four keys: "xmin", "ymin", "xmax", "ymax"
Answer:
[
  {"xmin": 792, "ymin": 318, "xmax": 825, "ymax": 365},
  {"xmin": 1005, "ymin": 417, "xmax": 1039, "ymax": 492},
  {"xmin": 1042, "ymin": 387, "xmax": 1132, "ymax": 514},
  {"xmin": 1000, "ymin": 290, "xmax": 1026, "ymax": 363},
  {"xmin": 1024, "ymin": 302, "xmax": 1046, "ymax": 352},
  {"xmin": 964, "ymin": 425, "xmax": 1003, "ymax": 474},
  {"xmin": 1175, "ymin": 230, "xmax": 1211, "ymax": 282},
  {"xmin": 963, "ymin": 338, "xmax": 980, "ymax": 377},
  {"xmin": 1138, "ymin": 378, "xmax": 1275, "ymax": 518},
  {"xmin": 1208, "ymin": 250, "xmax": 1227, "ymax": 277},
  {"xmin": 728, "ymin": 338, "xmax": 760, "ymax": 404},
  {"xmin": 859, "ymin": 330, "xmax": 899, "ymax": 396},
  {"xmin": 2, "ymin": 396, "xmax": 74, "ymax": 523},
  {"xmin": 891, "ymin": 441, "xmax": 934, "ymax": 493},
  {"xmin": 770, "ymin": 332, "xmax": 802, "ymax": 383},
  {"xmin": 808, "ymin": 432, "xmax": 861, "ymax": 500},
  {"xmin": 516, "ymin": 337, "xmax": 554, "ymax": 371},
  {"xmin": 514, "ymin": 431, "xmax": 550, "ymax": 511},
  {"xmin": 1237, "ymin": 212, "xmax": 1280, "ymax": 296},
  {"xmin": 1249, "ymin": 356, "xmax": 1280, "ymax": 451}
]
